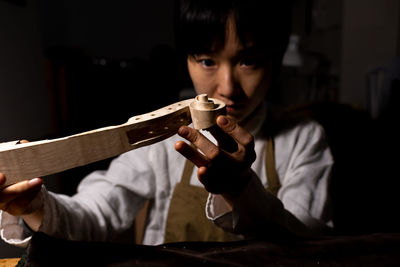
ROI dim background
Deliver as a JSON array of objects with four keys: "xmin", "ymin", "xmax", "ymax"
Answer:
[{"xmin": 1, "ymin": 0, "xmax": 399, "ymax": 258}]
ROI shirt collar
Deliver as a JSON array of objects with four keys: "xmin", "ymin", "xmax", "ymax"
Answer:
[{"xmin": 241, "ymin": 101, "xmax": 267, "ymax": 136}]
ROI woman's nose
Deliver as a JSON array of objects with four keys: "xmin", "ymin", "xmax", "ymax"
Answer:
[{"xmin": 217, "ymin": 65, "xmax": 237, "ymax": 98}]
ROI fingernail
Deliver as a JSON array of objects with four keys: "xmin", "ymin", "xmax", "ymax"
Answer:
[
  {"xmin": 28, "ymin": 178, "xmax": 42, "ymax": 186},
  {"xmin": 218, "ymin": 116, "xmax": 228, "ymax": 126},
  {"xmin": 178, "ymin": 127, "xmax": 189, "ymax": 137}
]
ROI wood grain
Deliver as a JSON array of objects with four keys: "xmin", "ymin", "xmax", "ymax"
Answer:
[{"xmin": 0, "ymin": 96, "xmax": 225, "ymax": 187}]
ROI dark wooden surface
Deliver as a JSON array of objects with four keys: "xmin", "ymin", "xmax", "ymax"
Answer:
[{"xmin": 19, "ymin": 232, "xmax": 400, "ymax": 267}]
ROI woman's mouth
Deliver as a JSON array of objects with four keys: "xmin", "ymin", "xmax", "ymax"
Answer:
[
  {"xmin": 226, "ymin": 105, "xmax": 236, "ymax": 113},
  {"xmin": 226, "ymin": 104, "xmax": 244, "ymax": 114}
]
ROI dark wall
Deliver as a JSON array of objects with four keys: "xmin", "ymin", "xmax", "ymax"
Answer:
[
  {"xmin": 39, "ymin": 0, "xmax": 175, "ymax": 58},
  {"xmin": 0, "ymin": 0, "xmax": 50, "ymax": 258},
  {"xmin": 38, "ymin": 0, "xmax": 181, "ymax": 195}
]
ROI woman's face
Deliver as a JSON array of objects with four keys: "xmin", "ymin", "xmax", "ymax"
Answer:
[{"xmin": 187, "ymin": 18, "xmax": 272, "ymax": 124}]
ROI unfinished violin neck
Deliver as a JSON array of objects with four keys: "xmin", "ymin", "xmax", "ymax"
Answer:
[{"xmin": 0, "ymin": 94, "xmax": 225, "ymax": 187}]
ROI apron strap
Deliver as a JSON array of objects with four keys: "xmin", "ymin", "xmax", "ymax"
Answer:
[
  {"xmin": 181, "ymin": 156, "xmax": 195, "ymax": 185},
  {"xmin": 265, "ymin": 137, "xmax": 281, "ymax": 197},
  {"xmin": 135, "ymin": 199, "xmax": 150, "ymax": 244}
]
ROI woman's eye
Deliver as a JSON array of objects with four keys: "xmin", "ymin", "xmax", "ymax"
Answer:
[
  {"xmin": 197, "ymin": 58, "xmax": 215, "ymax": 67},
  {"xmin": 240, "ymin": 58, "xmax": 257, "ymax": 67}
]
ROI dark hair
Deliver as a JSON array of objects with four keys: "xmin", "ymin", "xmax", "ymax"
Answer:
[{"xmin": 174, "ymin": 0, "xmax": 292, "ymax": 68}]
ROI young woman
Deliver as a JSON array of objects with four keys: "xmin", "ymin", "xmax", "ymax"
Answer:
[{"xmin": 0, "ymin": 0, "xmax": 333, "ymax": 246}]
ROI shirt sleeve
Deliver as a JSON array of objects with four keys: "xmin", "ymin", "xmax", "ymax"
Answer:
[
  {"xmin": 277, "ymin": 121, "xmax": 334, "ymax": 229},
  {"xmin": 0, "ymin": 186, "xmax": 47, "ymax": 247},
  {"xmin": 206, "ymin": 121, "xmax": 333, "ymax": 237},
  {"xmin": 206, "ymin": 172, "xmax": 311, "ymax": 238},
  {"xmin": 0, "ymin": 146, "xmax": 156, "ymax": 244},
  {"xmin": 40, "ymin": 148, "xmax": 155, "ymax": 242},
  {"xmin": 0, "ymin": 212, "xmax": 33, "ymax": 247}
]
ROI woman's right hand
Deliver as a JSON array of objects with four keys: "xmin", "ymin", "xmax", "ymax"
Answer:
[
  {"xmin": 0, "ymin": 173, "xmax": 43, "ymax": 217},
  {"xmin": 0, "ymin": 139, "xmax": 45, "ymax": 231}
]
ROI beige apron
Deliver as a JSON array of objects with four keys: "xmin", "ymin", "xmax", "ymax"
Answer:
[{"xmin": 163, "ymin": 137, "xmax": 280, "ymax": 243}]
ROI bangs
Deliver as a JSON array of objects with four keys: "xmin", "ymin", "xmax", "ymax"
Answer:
[
  {"xmin": 176, "ymin": 1, "xmax": 231, "ymax": 56},
  {"xmin": 175, "ymin": 0, "xmax": 291, "ymax": 58}
]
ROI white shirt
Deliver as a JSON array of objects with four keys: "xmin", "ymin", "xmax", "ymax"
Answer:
[{"xmin": 0, "ymin": 105, "xmax": 333, "ymax": 247}]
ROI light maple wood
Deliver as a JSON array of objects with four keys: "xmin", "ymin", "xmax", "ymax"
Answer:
[
  {"xmin": 0, "ymin": 95, "xmax": 225, "ymax": 187},
  {"xmin": 189, "ymin": 94, "xmax": 226, "ymax": 129}
]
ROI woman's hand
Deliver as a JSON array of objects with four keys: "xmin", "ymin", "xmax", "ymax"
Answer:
[
  {"xmin": 175, "ymin": 115, "xmax": 256, "ymax": 206},
  {"xmin": 0, "ymin": 174, "xmax": 43, "ymax": 216},
  {"xmin": 0, "ymin": 140, "xmax": 44, "ymax": 231}
]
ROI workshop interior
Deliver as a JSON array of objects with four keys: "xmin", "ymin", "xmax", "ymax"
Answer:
[{"xmin": 1, "ymin": 0, "xmax": 399, "ymax": 261}]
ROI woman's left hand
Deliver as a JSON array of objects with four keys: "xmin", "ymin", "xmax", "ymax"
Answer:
[{"xmin": 175, "ymin": 115, "xmax": 256, "ymax": 203}]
